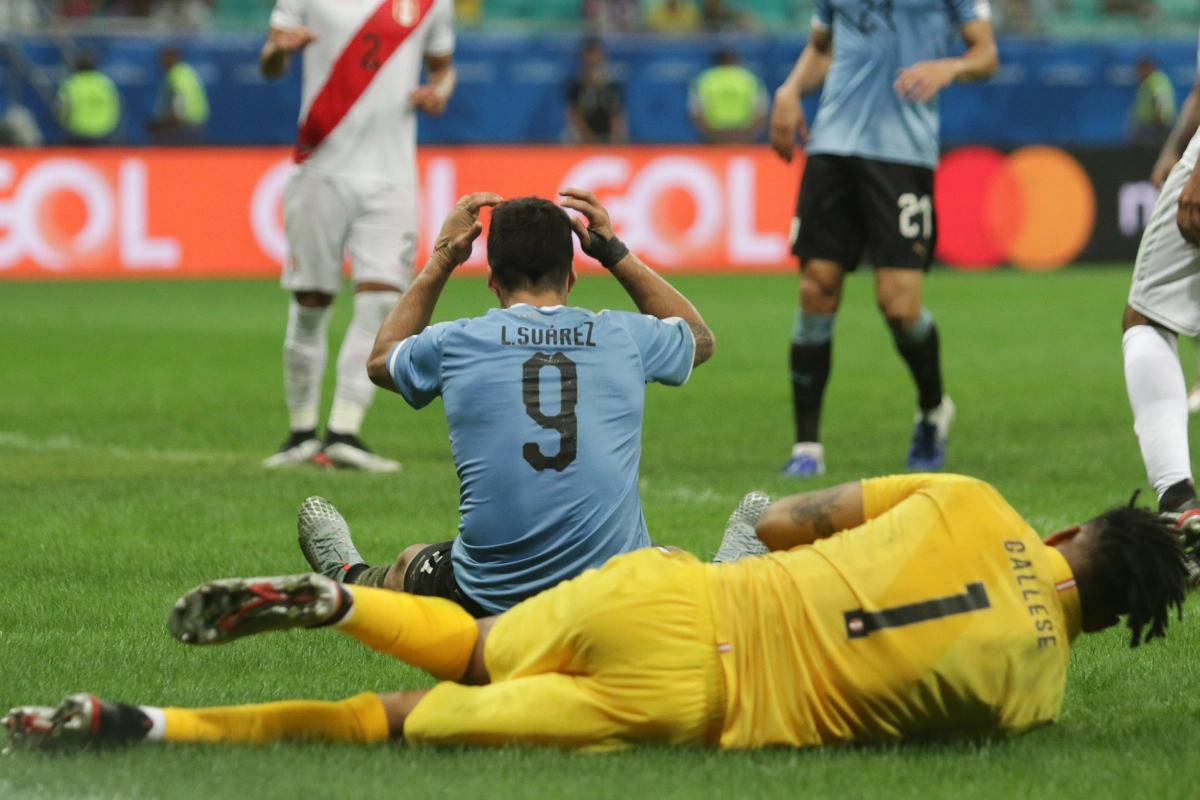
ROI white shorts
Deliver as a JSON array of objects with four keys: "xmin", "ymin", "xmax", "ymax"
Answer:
[
  {"xmin": 1129, "ymin": 156, "xmax": 1200, "ymax": 337},
  {"xmin": 280, "ymin": 168, "xmax": 418, "ymax": 296}
]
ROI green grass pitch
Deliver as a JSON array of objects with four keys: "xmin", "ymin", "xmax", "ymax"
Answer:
[{"xmin": 1, "ymin": 269, "xmax": 1198, "ymax": 800}]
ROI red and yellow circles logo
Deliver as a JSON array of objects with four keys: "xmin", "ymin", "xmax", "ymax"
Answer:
[{"xmin": 936, "ymin": 146, "xmax": 1096, "ymax": 272}]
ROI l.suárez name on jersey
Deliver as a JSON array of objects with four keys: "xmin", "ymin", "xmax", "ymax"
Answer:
[{"xmin": 500, "ymin": 324, "xmax": 598, "ymax": 348}]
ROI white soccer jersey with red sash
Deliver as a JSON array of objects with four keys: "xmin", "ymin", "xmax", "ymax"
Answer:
[{"xmin": 270, "ymin": 0, "xmax": 455, "ymax": 184}]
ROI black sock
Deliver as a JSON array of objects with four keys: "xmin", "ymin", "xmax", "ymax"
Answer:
[
  {"xmin": 311, "ymin": 585, "xmax": 354, "ymax": 628},
  {"xmin": 342, "ymin": 563, "xmax": 369, "ymax": 584},
  {"xmin": 1159, "ymin": 479, "xmax": 1196, "ymax": 512},
  {"xmin": 894, "ymin": 323, "xmax": 944, "ymax": 413},
  {"xmin": 102, "ymin": 701, "xmax": 153, "ymax": 745},
  {"xmin": 790, "ymin": 340, "xmax": 832, "ymax": 444}
]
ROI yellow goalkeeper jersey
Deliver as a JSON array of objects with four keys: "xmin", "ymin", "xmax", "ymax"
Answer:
[{"xmin": 707, "ymin": 473, "xmax": 1081, "ymax": 749}]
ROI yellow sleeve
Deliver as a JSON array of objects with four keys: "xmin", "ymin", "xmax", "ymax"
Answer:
[{"xmin": 861, "ymin": 474, "xmax": 975, "ymax": 520}]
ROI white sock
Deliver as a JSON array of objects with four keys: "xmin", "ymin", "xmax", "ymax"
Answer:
[
  {"xmin": 329, "ymin": 290, "xmax": 401, "ymax": 436},
  {"xmin": 283, "ymin": 300, "xmax": 331, "ymax": 432},
  {"xmin": 1123, "ymin": 325, "xmax": 1193, "ymax": 498},
  {"xmin": 138, "ymin": 706, "xmax": 166, "ymax": 741}
]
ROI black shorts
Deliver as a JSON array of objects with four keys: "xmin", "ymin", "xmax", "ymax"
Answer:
[
  {"xmin": 792, "ymin": 154, "xmax": 936, "ymax": 272},
  {"xmin": 402, "ymin": 541, "xmax": 490, "ymax": 618}
]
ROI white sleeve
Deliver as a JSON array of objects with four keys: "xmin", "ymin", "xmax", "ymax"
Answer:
[
  {"xmin": 269, "ymin": 0, "xmax": 306, "ymax": 30},
  {"xmin": 425, "ymin": 0, "xmax": 456, "ymax": 57}
]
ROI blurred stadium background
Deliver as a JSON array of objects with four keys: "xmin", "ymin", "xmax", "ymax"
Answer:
[{"xmin": 1, "ymin": 0, "xmax": 1199, "ymax": 277}]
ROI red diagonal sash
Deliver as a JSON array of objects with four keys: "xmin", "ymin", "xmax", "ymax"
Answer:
[{"xmin": 294, "ymin": 0, "xmax": 435, "ymax": 163}]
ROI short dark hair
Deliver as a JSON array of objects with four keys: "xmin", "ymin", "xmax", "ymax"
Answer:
[
  {"xmin": 487, "ymin": 197, "xmax": 574, "ymax": 293},
  {"xmin": 74, "ymin": 53, "xmax": 96, "ymax": 72},
  {"xmin": 1079, "ymin": 506, "xmax": 1188, "ymax": 647}
]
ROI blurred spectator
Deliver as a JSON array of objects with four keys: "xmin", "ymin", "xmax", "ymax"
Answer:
[
  {"xmin": 0, "ymin": 105, "xmax": 43, "ymax": 146},
  {"xmin": 454, "ymin": 0, "xmax": 482, "ymax": 26},
  {"xmin": 645, "ymin": 0, "xmax": 700, "ymax": 33},
  {"xmin": 147, "ymin": 47, "xmax": 210, "ymax": 144},
  {"xmin": 583, "ymin": 0, "xmax": 639, "ymax": 31},
  {"xmin": 0, "ymin": 0, "xmax": 39, "ymax": 31},
  {"xmin": 701, "ymin": 0, "xmax": 753, "ymax": 31},
  {"xmin": 1129, "ymin": 56, "xmax": 1177, "ymax": 146},
  {"xmin": 152, "ymin": 0, "xmax": 214, "ymax": 30},
  {"xmin": 688, "ymin": 49, "xmax": 767, "ymax": 143},
  {"xmin": 1104, "ymin": 0, "xmax": 1155, "ymax": 17},
  {"xmin": 58, "ymin": 0, "xmax": 95, "ymax": 17},
  {"xmin": 102, "ymin": 0, "xmax": 154, "ymax": 16},
  {"xmin": 566, "ymin": 37, "xmax": 627, "ymax": 144},
  {"xmin": 56, "ymin": 54, "xmax": 120, "ymax": 145}
]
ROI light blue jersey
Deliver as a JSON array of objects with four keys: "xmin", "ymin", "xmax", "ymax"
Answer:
[
  {"xmin": 387, "ymin": 303, "xmax": 695, "ymax": 614},
  {"xmin": 806, "ymin": 0, "xmax": 991, "ymax": 169}
]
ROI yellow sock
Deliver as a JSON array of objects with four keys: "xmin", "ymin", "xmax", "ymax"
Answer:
[
  {"xmin": 161, "ymin": 692, "xmax": 388, "ymax": 744},
  {"xmin": 339, "ymin": 586, "xmax": 478, "ymax": 681}
]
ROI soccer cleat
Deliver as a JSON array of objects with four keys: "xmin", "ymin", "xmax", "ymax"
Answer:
[
  {"xmin": 907, "ymin": 395, "xmax": 955, "ymax": 471},
  {"xmin": 322, "ymin": 432, "xmax": 401, "ymax": 473},
  {"xmin": 713, "ymin": 491, "xmax": 771, "ymax": 563},
  {"xmin": 297, "ymin": 496, "xmax": 366, "ymax": 582},
  {"xmin": 3, "ymin": 705, "xmax": 57, "ymax": 752},
  {"xmin": 781, "ymin": 442, "xmax": 825, "ymax": 477},
  {"xmin": 168, "ymin": 573, "xmax": 346, "ymax": 646},
  {"xmin": 1189, "ymin": 382, "xmax": 1200, "ymax": 415},
  {"xmin": 262, "ymin": 430, "xmax": 323, "ymax": 469},
  {"xmin": 4, "ymin": 694, "xmax": 151, "ymax": 752}
]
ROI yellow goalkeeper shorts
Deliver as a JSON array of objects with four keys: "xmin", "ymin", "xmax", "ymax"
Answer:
[{"xmin": 403, "ymin": 547, "xmax": 726, "ymax": 751}]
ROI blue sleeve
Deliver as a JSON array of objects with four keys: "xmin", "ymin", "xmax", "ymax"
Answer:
[
  {"xmin": 616, "ymin": 313, "xmax": 696, "ymax": 387},
  {"xmin": 386, "ymin": 322, "xmax": 455, "ymax": 409},
  {"xmin": 812, "ymin": 0, "xmax": 832, "ymax": 30},
  {"xmin": 950, "ymin": 0, "xmax": 990, "ymax": 24}
]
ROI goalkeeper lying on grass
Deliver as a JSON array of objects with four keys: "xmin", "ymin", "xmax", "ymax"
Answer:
[{"xmin": 5, "ymin": 474, "xmax": 1190, "ymax": 752}]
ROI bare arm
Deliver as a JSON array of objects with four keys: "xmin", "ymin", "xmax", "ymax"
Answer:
[
  {"xmin": 1152, "ymin": 78, "xmax": 1200, "ymax": 189},
  {"xmin": 769, "ymin": 27, "xmax": 832, "ymax": 162},
  {"xmin": 409, "ymin": 53, "xmax": 456, "ymax": 115},
  {"xmin": 366, "ymin": 192, "xmax": 503, "ymax": 391},
  {"xmin": 559, "ymin": 188, "xmax": 715, "ymax": 367},
  {"xmin": 894, "ymin": 18, "xmax": 997, "ymax": 104},
  {"xmin": 755, "ymin": 482, "xmax": 865, "ymax": 551},
  {"xmin": 260, "ymin": 26, "xmax": 316, "ymax": 79}
]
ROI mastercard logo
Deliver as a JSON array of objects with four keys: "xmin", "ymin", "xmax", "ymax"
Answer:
[{"xmin": 935, "ymin": 146, "xmax": 1096, "ymax": 272}]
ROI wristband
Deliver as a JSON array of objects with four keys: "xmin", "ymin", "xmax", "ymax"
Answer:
[{"xmin": 588, "ymin": 232, "xmax": 630, "ymax": 270}]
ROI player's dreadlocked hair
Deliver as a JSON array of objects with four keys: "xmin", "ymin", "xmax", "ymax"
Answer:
[{"xmin": 1080, "ymin": 505, "xmax": 1188, "ymax": 647}]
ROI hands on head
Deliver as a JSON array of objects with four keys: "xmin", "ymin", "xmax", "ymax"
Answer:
[
  {"xmin": 558, "ymin": 188, "xmax": 615, "ymax": 252},
  {"xmin": 430, "ymin": 188, "xmax": 622, "ymax": 270},
  {"xmin": 431, "ymin": 192, "xmax": 504, "ymax": 268}
]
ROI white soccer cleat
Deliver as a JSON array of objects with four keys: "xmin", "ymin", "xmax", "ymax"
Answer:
[
  {"xmin": 263, "ymin": 432, "xmax": 323, "ymax": 469},
  {"xmin": 3, "ymin": 705, "xmax": 57, "ymax": 752},
  {"xmin": 1189, "ymin": 383, "xmax": 1200, "ymax": 414},
  {"xmin": 713, "ymin": 491, "xmax": 771, "ymax": 563},
  {"xmin": 322, "ymin": 433, "xmax": 401, "ymax": 473},
  {"xmin": 297, "ymin": 496, "xmax": 366, "ymax": 582},
  {"xmin": 167, "ymin": 573, "xmax": 345, "ymax": 646}
]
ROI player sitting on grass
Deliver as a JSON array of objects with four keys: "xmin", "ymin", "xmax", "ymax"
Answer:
[
  {"xmin": 6, "ymin": 475, "xmax": 1187, "ymax": 752},
  {"xmin": 294, "ymin": 190, "xmax": 715, "ymax": 617}
]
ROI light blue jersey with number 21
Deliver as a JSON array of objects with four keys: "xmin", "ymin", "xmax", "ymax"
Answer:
[{"xmin": 388, "ymin": 303, "xmax": 695, "ymax": 614}]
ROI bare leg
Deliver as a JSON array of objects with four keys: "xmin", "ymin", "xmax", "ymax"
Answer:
[{"xmin": 380, "ymin": 542, "xmax": 430, "ymax": 591}]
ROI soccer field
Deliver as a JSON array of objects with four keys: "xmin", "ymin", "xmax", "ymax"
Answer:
[{"xmin": 1, "ymin": 269, "xmax": 1198, "ymax": 800}]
